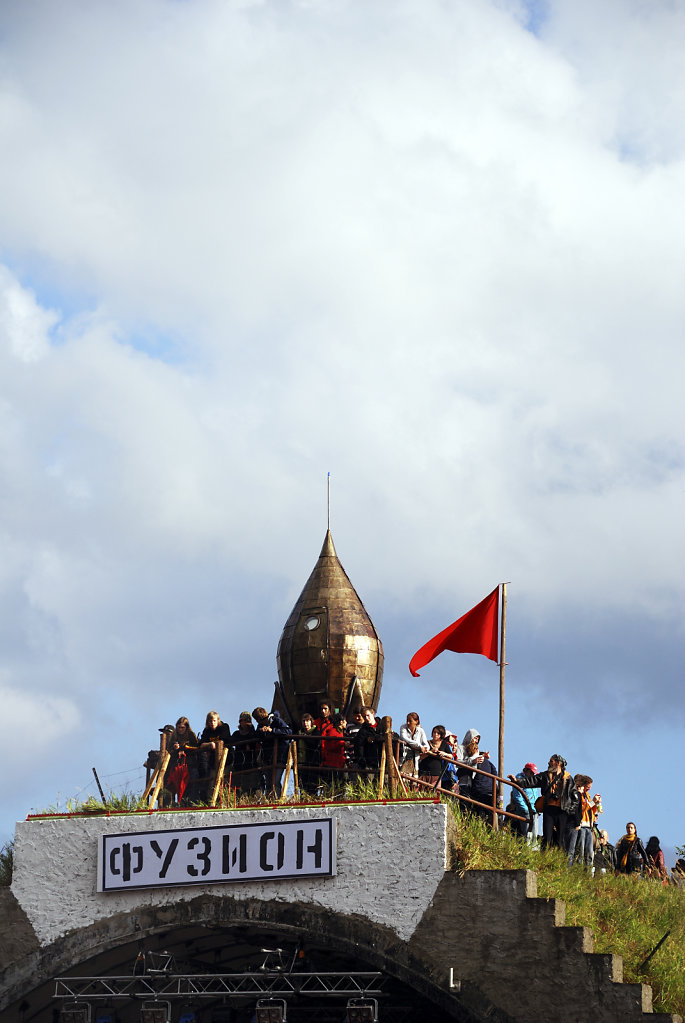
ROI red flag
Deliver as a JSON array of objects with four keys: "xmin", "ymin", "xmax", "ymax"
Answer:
[{"xmin": 409, "ymin": 587, "xmax": 499, "ymax": 677}]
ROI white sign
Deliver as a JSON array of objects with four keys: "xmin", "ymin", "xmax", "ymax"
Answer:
[{"xmin": 98, "ymin": 818, "xmax": 336, "ymax": 892}]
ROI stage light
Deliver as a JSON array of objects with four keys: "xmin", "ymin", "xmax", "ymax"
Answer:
[
  {"xmin": 346, "ymin": 998, "xmax": 378, "ymax": 1023},
  {"xmin": 255, "ymin": 997, "xmax": 287, "ymax": 1023},
  {"xmin": 140, "ymin": 1000, "xmax": 171, "ymax": 1023},
  {"xmin": 60, "ymin": 1006, "xmax": 91, "ymax": 1023}
]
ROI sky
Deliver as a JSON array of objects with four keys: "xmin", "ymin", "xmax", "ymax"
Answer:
[{"xmin": 0, "ymin": 0, "xmax": 683, "ymax": 865}]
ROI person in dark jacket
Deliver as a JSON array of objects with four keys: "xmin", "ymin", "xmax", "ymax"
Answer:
[
  {"xmin": 615, "ymin": 822, "xmax": 649, "ymax": 876},
  {"xmin": 197, "ymin": 710, "xmax": 232, "ymax": 802},
  {"xmin": 418, "ymin": 725, "xmax": 452, "ymax": 787},
  {"xmin": 645, "ymin": 836, "xmax": 667, "ymax": 881},
  {"xmin": 470, "ymin": 756, "xmax": 498, "ymax": 825},
  {"xmin": 229, "ymin": 712, "xmax": 260, "ymax": 798},
  {"xmin": 353, "ymin": 706, "xmax": 384, "ymax": 775},
  {"xmin": 593, "ymin": 830, "xmax": 616, "ymax": 874},
  {"xmin": 528, "ymin": 755, "xmax": 578, "ymax": 851},
  {"xmin": 297, "ymin": 712, "xmax": 320, "ymax": 796},
  {"xmin": 253, "ymin": 707, "xmax": 292, "ymax": 794}
]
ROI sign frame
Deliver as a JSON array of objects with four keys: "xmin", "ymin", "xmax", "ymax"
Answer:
[{"xmin": 97, "ymin": 817, "xmax": 337, "ymax": 892}]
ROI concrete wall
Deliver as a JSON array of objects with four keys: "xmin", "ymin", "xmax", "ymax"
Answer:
[
  {"xmin": 3, "ymin": 802, "xmax": 682, "ymax": 1023},
  {"xmin": 11, "ymin": 802, "xmax": 451, "ymax": 946}
]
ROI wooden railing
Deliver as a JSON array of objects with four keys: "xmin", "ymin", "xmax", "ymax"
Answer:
[{"xmin": 142, "ymin": 716, "xmax": 534, "ymax": 833}]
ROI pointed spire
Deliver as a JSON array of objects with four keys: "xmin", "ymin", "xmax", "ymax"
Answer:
[
  {"xmin": 319, "ymin": 529, "xmax": 337, "ymax": 559},
  {"xmin": 275, "ymin": 531, "xmax": 384, "ymax": 723}
]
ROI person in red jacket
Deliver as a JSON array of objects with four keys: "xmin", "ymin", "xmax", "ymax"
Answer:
[{"xmin": 318, "ymin": 713, "xmax": 346, "ymax": 788}]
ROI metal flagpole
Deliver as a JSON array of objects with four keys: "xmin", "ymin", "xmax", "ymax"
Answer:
[{"xmin": 497, "ymin": 582, "xmax": 508, "ymax": 810}]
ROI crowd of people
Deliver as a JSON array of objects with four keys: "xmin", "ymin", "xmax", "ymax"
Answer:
[{"xmin": 147, "ymin": 705, "xmax": 680, "ymax": 882}]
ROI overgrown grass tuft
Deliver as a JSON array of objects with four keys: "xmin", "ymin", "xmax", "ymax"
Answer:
[
  {"xmin": 0, "ymin": 840, "xmax": 13, "ymax": 886},
  {"xmin": 449, "ymin": 805, "xmax": 685, "ymax": 1018},
  {"xmin": 35, "ymin": 791, "xmax": 148, "ymax": 816}
]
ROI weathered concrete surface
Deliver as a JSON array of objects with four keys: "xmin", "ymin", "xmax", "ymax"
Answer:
[
  {"xmin": 2, "ymin": 802, "xmax": 682, "ymax": 1023},
  {"xmin": 10, "ymin": 802, "xmax": 452, "ymax": 946}
]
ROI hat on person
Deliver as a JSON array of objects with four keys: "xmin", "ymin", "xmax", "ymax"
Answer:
[
  {"xmin": 239, "ymin": 711, "xmax": 252, "ymax": 722},
  {"xmin": 524, "ymin": 762, "xmax": 538, "ymax": 773},
  {"xmin": 158, "ymin": 724, "xmax": 174, "ymax": 733}
]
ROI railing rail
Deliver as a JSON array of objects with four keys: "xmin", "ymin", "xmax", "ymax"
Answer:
[{"xmin": 143, "ymin": 718, "xmax": 534, "ymax": 830}]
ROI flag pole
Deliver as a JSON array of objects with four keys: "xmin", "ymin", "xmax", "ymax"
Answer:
[{"xmin": 497, "ymin": 582, "xmax": 508, "ymax": 809}]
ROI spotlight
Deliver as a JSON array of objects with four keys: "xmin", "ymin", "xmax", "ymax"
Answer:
[
  {"xmin": 60, "ymin": 1006, "xmax": 91, "ymax": 1023},
  {"xmin": 255, "ymin": 998, "xmax": 287, "ymax": 1023},
  {"xmin": 346, "ymin": 999, "xmax": 378, "ymax": 1023},
  {"xmin": 140, "ymin": 1001, "xmax": 171, "ymax": 1023}
]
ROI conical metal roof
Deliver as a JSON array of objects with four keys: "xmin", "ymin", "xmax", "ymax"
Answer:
[{"xmin": 275, "ymin": 530, "xmax": 384, "ymax": 723}]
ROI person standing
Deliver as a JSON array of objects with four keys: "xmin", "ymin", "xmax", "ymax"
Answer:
[
  {"xmin": 456, "ymin": 728, "xmax": 489, "ymax": 802},
  {"xmin": 567, "ymin": 775, "xmax": 599, "ymax": 868},
  {"xmin": 167, "ymin": 716, "xmax": 199, "ymax": 805},
  {"xmin": 318, "ymin": 713, "xmax": 346, "ymax": 789},
  {"xmin": 253, "ymin": 707, "xmax": 292, "ymax": 795},
  {"xmin": 197, "ymin": 711, "xmax": 232, "ymax": 802},
  {"xmin": 470, "ymin": 755, "xmax": 498, "ymax": 824},
  {"xmin": 615, "ymin": 822, "xmax": 649, "ymax": 876},
  {"xmin": 645, "ymin": 836, "xmax": 668, "ymax": 881},
  {"xmin": 529, "ymin": 755, "xmax": 578, "ymax": 851},
  {"xmin": 297, "ymin": 712, "xmax": 320, "ymax": 796},
  {"xmin": 353, "ymin": 706, "xmax": 384, "ymax": 777},
  {"xmin": 399, "ymin": 712, "xmax": 429, "ymax": 777},
  {"xmin": 229, "ymin": 712, "xmax": 260, "ymax": 798},
  {"xmin": 506, "ymin": 763, "xmax": 539, "ymax": 839},
  {"xmin": 418, "ymin": 725, "xmax": 453, "ymax": 788}
]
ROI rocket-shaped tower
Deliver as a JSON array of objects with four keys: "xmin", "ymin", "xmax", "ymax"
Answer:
[{"xmin": 274, "ymin": 530, "xmax": 384, "ymax": 724}]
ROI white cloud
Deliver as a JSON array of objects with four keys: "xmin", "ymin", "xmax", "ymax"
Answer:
[{"xmin": 0, "ymin": 0, "xmax": 683, "ymax": 845}]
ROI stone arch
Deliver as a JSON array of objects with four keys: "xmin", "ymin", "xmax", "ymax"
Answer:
[{"xmin": 1, "ymin": 890, "xmax": 502, "ymax": 1022}]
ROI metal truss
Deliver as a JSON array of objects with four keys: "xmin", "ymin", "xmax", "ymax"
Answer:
[{"xmin": 54, "ymin": 971, "xmax": 386, "ymax": 1000}]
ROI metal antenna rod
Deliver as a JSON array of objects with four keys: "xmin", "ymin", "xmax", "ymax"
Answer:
[{"xmin": 327, "ymin": 471, "xmax": 331, "ymax": 530}]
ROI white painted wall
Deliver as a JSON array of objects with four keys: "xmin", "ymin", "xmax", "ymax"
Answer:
[{"xmin": 12, "ymin": 802, "xmax": 448, "ymax": 946}]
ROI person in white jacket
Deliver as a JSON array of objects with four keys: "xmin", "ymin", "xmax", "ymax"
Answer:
[{"xmin": 398, "ymin": 712, "xmax": 429, "ymax": 777}]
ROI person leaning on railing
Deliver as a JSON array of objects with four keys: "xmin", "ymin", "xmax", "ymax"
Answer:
[
  {"xmin": 297, "ymin": 713, "xmax": 321, "ymax": 795},
  {"xmin": 353, "ymin": 706, "xmax": 384, "ymax": 775},
  {"xmin": 456, "ymin": 728, "xmax": 489, "ymax": 801},
  {"xmin": 167, "ymin": 716, "xmax": 199, "ymax": 805},
  {"xmin": 197, "ymin": 710, "xmax": 232, "ymax": 802},
  {"xmin": 418, "ymin": 725, "xmax": 452, "ymax": 787},
  {"xmin": 229, "ymin": 712, "xmax": 260, "ymax": 797},
  {"xmin": 506, "ymin": 763, "xmax": 539, "ymax": 839},
  {"xmin": 318, "ymin": 713, "xmax": 346, "ymax": 787},
  {"xmin": 253, "ymin": 707, "xmax": 292, "ymax": 795},
  {"xmin": 399, "ymin": 712, "xmax": 429, "ymax": 777}
]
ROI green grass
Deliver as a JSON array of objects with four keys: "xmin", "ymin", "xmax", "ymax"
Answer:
[
  {"xmin": 449, "ymin": 807, "xmax": 685, "ymax": 1018},
  {"xmin": 0, "ymin": 840, "xmax": 13, "ymax": 886}
]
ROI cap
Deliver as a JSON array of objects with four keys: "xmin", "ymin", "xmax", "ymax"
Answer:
[
  {"xmin": 524, "ymin": 762, "xmax": 538, "ymax": 774},
  {"xmin": 239, "ymin": 711, "xmax": 252, "ymax": 721},
  {"xmin": 159, "ymin": 724, "xmax": 174, "ymax": 733}
]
